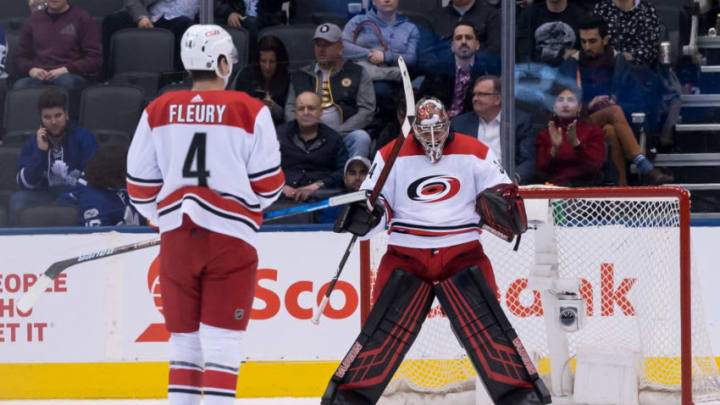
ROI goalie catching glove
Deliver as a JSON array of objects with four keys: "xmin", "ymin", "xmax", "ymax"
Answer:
[
  {"xmin": 476, "ymin": 183, "xmax": 528, "ymax": 247},
  {"xmin": 334, "ymin": 194, "xmax": 385, "ymax": 237}
]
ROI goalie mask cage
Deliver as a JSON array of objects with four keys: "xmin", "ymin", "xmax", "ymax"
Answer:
[{"xmin": 359, "ymin": 186, "xmax": 720, "ymax": 405}]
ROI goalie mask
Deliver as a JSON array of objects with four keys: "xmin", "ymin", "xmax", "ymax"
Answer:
[
  {"xmin": 181, "ymin": 24, "xmax": 239, "ymax": 87},
  {"xmin": 413, "ymin": 97, "xmax": 450, "ymax": 163}
]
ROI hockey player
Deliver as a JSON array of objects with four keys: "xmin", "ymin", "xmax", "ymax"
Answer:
[
  {"xmin": 126, "ymin": 25, "xmax": 284, "ymax": 405},
  {"xmin": 322, "ymin": 97, "xmax": 550, "ymax": 405}
]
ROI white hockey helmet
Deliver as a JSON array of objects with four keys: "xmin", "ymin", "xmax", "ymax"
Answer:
[
  {"xmin": 180, "ymin": 24, "xmax": 238, "ymax": 81},
  {"xmin": 413, "ymin": 97, "xmax": 450, "ymax": 163}
]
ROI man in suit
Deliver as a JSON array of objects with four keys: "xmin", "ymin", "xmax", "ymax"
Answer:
[
  {"xmin": 451, "ymin": 75, "xmax": 536, "ymax": 184},
  {"xmin": 419, "ymin": 22, "xmax": 499, "ymax": 119}
]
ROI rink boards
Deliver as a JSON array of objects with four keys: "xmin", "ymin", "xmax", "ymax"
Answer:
[{"xmin": 0, "ymin": 225, "xmax": 719, "ymax": 399}]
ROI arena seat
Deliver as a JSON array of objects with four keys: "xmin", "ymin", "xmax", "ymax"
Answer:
[
  {"xmin": 0, "ymin": 147, "xmax": 21, "ymax": 209},
  {"xmin": 225, "ymin": 25, "xmax": 251, "ymax": 76},
  {"xmin": 79, "ymin": 84, "xmax": 144, "ymax": 145},
  {"xmin": 16, "ymin": 204, "xmax": 78, "ymax": 227},
  {"xmin": 398, "ymin": 0, "xmax": 442, "ymax": 15},
  {"xmin": 259, "ymin": 24, "xmax": 317, "ymax": 71},
  {"xmin": 289, "ymin": 0, "xmax": 360, "ymax": 25},
  {"xmin": 0, "ymin": 0, "xmax": 30, "ymax": 33},
  {"xmin": 109, "ymin": 28, "xmax": 175, "ymax": 99},
  {"xmin": 70, "ymin": 0, "xmax": 123, "ymax": 19}
]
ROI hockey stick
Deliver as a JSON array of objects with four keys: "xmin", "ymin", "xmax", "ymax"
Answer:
[
  {"xmin": 16, "ymin": 192, "xmax": 368, "ymax": 312},
  {"xmin": 312, "ymin": 56, "xmax": 416, "ymax": 325},
  {"xmin": 264, "ymin": 190, "xmax": 367, "ymax": 222},
  {"xmin": 16, "ymin": 238, "xmax": 161, "ymax": 312}
]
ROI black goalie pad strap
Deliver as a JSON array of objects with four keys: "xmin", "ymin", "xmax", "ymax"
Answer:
[
  {"xmin": 434, "ymin": 266, "xmax": 551, "ymax": 405},
  {"xmin": 321, "ymin": 269, "xmax": 434, "ymax": 405}
]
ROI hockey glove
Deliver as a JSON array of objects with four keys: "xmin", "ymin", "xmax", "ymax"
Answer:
[
  {"xmin": 476, "ymin": 183, "xmax": 528, "ymax": 244},
  {"xmin": 334, "ymin": 198, "xmax": 385, "ymax": 237}
]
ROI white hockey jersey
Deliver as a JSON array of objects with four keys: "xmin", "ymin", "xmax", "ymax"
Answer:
[
  {"xmin": 362, "ymin": 132, "xmax": 511, "ymax": 249},
  {"xmin": 127, "ymin": 90, "xmax": 285, "ymax": 247}
]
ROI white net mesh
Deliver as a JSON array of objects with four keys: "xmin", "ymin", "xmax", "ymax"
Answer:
[{"xmin": 365, "ymin": 189, "xmax": 720, "ymax": 404}]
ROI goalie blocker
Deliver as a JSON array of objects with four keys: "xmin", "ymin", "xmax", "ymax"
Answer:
[{"xmin": 322, "ymin": 267, "xmax": 550, "ymax": 405}]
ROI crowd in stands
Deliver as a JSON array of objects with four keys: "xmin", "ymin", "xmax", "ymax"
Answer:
[{"xmin": 0, "ymin": 0, "xmax": 712, "ymax": 227}]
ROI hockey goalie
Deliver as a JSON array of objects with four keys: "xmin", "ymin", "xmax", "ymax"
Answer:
[{"xmin": 322, "ymin": 97, "xmax": 550, "ymax": 405}]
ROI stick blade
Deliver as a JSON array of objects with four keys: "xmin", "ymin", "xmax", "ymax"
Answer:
[{"xmin": 17, "ymin": 275, "xmax": 53, "ymax": 313}]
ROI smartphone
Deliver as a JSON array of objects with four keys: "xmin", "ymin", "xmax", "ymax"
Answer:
[{"xmin": 253, "ymin": 89, "xmax": 266, "ymax": 99}]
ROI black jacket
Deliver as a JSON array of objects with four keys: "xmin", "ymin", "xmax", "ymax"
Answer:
[
  {"xmin": 277, "ymin": 121, "xmax": 348, "ymax": 189},
  {"xmin": 418, "ymin": 52, "xmax": 500, "ymax": 117}
]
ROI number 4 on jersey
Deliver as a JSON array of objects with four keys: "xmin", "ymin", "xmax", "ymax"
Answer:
[{"xmin": 183, "ymin": 132, "xmax": 211, "ymax": 186}]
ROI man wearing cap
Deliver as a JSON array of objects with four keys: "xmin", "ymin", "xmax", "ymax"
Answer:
[
  {"xmin": 317, "ymin": 155, "xmax": 371, "ymax": 223},
  {"xmin": 285, "ymin": 23, "xmax": 375, "ymax": 158}
]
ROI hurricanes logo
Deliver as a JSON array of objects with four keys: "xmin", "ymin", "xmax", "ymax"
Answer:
[{"xmin": 408, "ymin": 175, "xmax": 461, "ymax": 203}]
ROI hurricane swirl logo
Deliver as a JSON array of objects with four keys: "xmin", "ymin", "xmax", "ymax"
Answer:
[{"xmin": 408, "ymin": 175, "xmax": 461, "ymax": 203}]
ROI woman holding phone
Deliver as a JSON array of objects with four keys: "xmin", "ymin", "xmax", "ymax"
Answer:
[
  {"xmin": 235, "ymin": 35, "xmax": 289, "ymax": 125},
  {"xmin": 536, "ymin": 85, "xmax": 606, "ymax": 186}
]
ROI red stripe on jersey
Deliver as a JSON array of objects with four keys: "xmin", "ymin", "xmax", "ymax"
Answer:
[
  {"xmin": 145, "ymin": 90, "xmax": 265, "ymax": 133},
  {"xmin": 203, "ymin": 369, "xmax": 238, "ymax": 390},
  {"xmin": 169, "ymin": 367, "xmax": 203, "ymax": 388},
  {"xmin": 389, "ymin": 226, "xmax": 481, "ymax": 237},
  {"xmin": 250, "ymin": 170, "xmax": 285, "ymax": 195},
  {"xmin": 127, "ymin": 181, "xmax": 162, "ymax": 200},
  {"xmin": 378, "ymin": 132, "xmax": 490, "ymax": 161},
  {"xmin": 158, "ymin": 186, "xmax": 263, "ymax": 224}
]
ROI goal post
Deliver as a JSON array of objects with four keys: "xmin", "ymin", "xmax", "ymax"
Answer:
[{"xmin": 359, "ymin": 186, "xmax": 720, "ymax": 405}]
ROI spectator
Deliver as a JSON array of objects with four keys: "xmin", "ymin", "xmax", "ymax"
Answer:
[
  {"xmin": 14, "ymin": 0, "xmax": 102, "ymax": 91},
  {"xmin": 536, "ymin": 85, "xmax": 606, "ymax": 186},
  {"xmin": 419, "ymin": 22, "xmax": 500, "ymax": 119},
  {"xmin": 0, "ymin": 24, "xmax": 7, "ymax": 136},
  {"xmin": 10, "ymin": 88, "xmax": 99, "ymax": 224},
  {"xmin": 286, "ymin": 23, "xmax": 375, "ymax": 158},
  {"xmin": 235, "ymin": 35, "xmax": 289, "ymax": 125},
  {"xmin": 260, "ymin": 0, "xmax": 287, "ymax": 27},
  {"xmin": 429, "ymin": 0, "xmax": 501, "ymax": 58},
  {"xmin": 592, "ymin": 0, "xmax": 661, "ymax": 66},
  {"xmin": 214, "ymin": 0, "xmax": 268, "ymax": 64},
  {"xmin": 516, "ymin": 0, "xmax": 584, "ymax": 66},
  {"xmin": 374, "ymin": 91, "xmax": 406, "ymax": 154},
  {"xmin": 58, "ymin": 144, "xmax": 140, "ymax": 226},
  {"xmin": 317, "ymin": 155, "xmax": 371, "ymax": 223},
  {"xmin": 342, "ymin": 0, "xmax": 419, "ymax": 120},
  {"xmin": 557, "ymin": 15, "xmax": 673, "ymax": 185},
  {"xmin": 452, "ymin": 75, "xmax": 537, "ymax": 184},
  {"xmin": 279, "ymin": 91, "xmax": 349, "ymax": 202},
  {"xmin": 102, "ymin": 0, "xmax": 198, "ymax": 73}
]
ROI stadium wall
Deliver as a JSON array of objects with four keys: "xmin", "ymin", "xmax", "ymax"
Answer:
[{"xmin": 0, "ymin": 224, "xmax": 718, "ymax": 399}]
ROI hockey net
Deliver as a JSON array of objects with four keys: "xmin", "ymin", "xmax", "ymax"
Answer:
[{"xmin": 359, "ymin": 187, "xmax": 720, "ymax": 405}]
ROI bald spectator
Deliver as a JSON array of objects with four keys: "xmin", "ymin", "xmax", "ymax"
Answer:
[
  {"xmin": 278, "ymin": 92, "xmax": 349, "ymax": 202},
  {"xmin": 14, "ymin": 0, "xmax": 102, "ymax": 91},
  {"xmin": 286, "ymin": 23, "xmax": 375, "ymax": 158}
]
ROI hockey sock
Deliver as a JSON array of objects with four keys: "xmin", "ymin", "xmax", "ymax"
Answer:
[
  {"xmin": 168, "ymin": 331, "xmax": 203, "ymax": 405},
  {"xmin": 632, "ymin": 154, "xmax": 653, "ymax": 174},
  {"xmin": 199, "ymin": 322, "xmax": 245, "ymax": 405}
]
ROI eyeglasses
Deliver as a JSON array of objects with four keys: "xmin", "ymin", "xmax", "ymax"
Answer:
[{"xmin": 473, "ymin": 92, "xmax": 499, "ymax": 97}]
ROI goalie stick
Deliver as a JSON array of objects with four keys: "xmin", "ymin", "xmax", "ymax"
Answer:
[
  {"xmin": 312, "ymin": 56, "xmax": 416, "ymax": 325},
  {"xmin": 16, "ymin": 191, "xmax": 369, "ymax": 312}
]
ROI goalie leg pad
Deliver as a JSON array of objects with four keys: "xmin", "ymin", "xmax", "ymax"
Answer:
[
  {"xmin": 434, "ymin": 266, "xmax": 551, "ymax": 405},
  {"xmin": 321, "ymin": 269, "xmax": 434, "ymax": 405}
]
